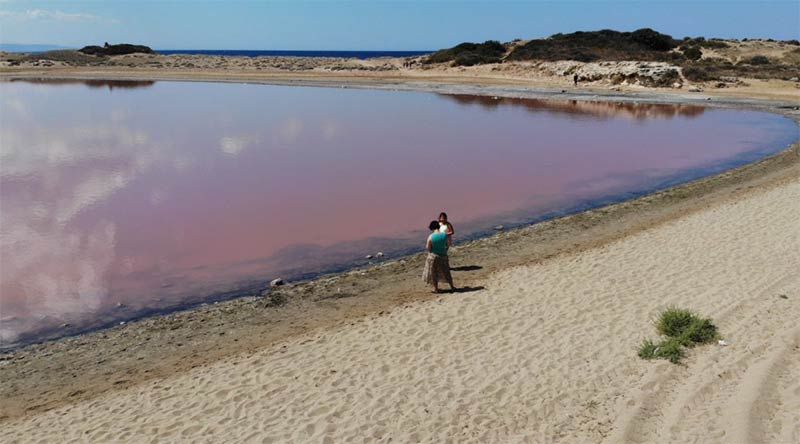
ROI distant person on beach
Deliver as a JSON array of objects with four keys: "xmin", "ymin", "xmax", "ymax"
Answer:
[
  {"xmin": 423, "ymin": 220, "xmax": 455, "ymax": 293},
  {"xmin": 438, "ymin": 212, "xmax": 454, "ymax": 237},
  {"xmin": 573, "ymin": 74, "xmax": 579, "ymax": 86}
]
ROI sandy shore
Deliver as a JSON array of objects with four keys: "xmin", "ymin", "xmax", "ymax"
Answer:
[
  {"xmin": 1, "ymin": 62, "xmax": 799, "ymax": 442},
  {"xmin": 4, "ymin": 149, "xmax": 798, "ymax": 443},
  {"xmin": 3, "ymin": 65, "xmax": 799, "ymax": 103}
]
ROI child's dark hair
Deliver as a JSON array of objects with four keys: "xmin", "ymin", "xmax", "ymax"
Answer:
[
  {"xmin": 429, "ymin": 220, "xmax": 440, "ymax": 231},
  {"xmin": 439, "ymin": 212, "xmax": 448, "ymax": 220}
]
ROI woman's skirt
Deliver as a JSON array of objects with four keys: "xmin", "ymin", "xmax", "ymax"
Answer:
[{"xmin": 422, "ymin": 252, "xmax": 452, "ymax": 285}]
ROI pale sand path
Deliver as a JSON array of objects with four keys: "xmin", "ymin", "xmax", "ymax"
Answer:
[{"xmin": 6, "ymin": 177, "xmax": 799, "ymax": 444}]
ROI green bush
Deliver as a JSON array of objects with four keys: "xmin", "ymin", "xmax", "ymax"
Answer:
[
  {"xmin": 79, "ymin": 43, "xmax": 155, "ymax": 56},
  {"xmin": 507, "ymin": 28, "xmax": 678, "ymax": 62},
  {"xmin": 425, "ymin": 40, "xmax": 506, "ymax": 66},
  {"xmin": 638, "ymin": 338, "xmax": 659, "ymax": 359},
  {"xmin": 679, "ymin": 318, "xmax": 718, "ymax": 345},
  {"xmin": 630, "ymin": 28, "xmax": 676, "ymax": 51},
  {"xmin": 453, "ymin": 52, "xmax": 500, "ymax": 66},
  {"xmin": 639, "ymin": 307, "xmax": 719, "ymax": 364},
  {"xmin": 700, "ymin": 39, "xmax": 730, "ymax": 49},
  {"xmin": 638, "ymin": 337, "xmax": 685, "ymax": 364},
  {"xmin": 657, "ymin": 338, "xmax": 686, "ymax": 364},
  {"xmin": 657, "ymin": 307, "xmax": 696, "ymax": 337},
  {"xmin": 746, "ymin": 55, "xmax": 770, "ymax": 65},
  {"xmin": 682, "ymin": 66, "xmax": 712, "ymax": 81},
  {"xmin": 682, "ymin": 37, "xmax": 729, "ymax": 49},
  {"xmin": 681, "ymin": 46, "xmax": 702, "ymax": 61}
]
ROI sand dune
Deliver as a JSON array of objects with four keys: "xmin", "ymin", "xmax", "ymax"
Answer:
[{"xmin": 5, "ymin": 176, "xmax": 798, "ymax": 443}]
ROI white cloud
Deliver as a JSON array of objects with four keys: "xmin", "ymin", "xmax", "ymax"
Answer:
[{"xmin": 0, "ymin": 8, "xmax": 117, "ymax": 23}]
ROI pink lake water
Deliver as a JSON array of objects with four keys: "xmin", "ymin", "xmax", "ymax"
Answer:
[{"xmin": 0, "ymin": 79, "xmax": 797, "ymax": 348}]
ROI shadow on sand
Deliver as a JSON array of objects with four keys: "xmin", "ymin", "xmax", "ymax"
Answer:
[
  {"xmin": 450, "ymin": 286, "xmax": 485, "ymax": 294},
  {"xmin": 451, "ymin": 265, "xmax": 483, "ymax": 272}
]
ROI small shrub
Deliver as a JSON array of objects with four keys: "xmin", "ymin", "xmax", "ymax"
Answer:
[
  {"xmin": 682, "ymin": 66, "xmax": 712, "ymax": 82},
  {"xmin": 746, "ymin": 55, "xmax": 770, "ymax": 65},
  {"xmin": 638, "ymin": 338, "xmax": 659, "ymax": 359},
  {"xmin": 681, "ymin": 46, "xmax": 702, "ymax": 61},
  {"xmin": 639, "ymin": 307, "xmax": 719, "ymax": 364},
  {"xmin": 679, "ymin": 317, "xmax": 718, "ymax": 345},
  {"xmin": 453, "ymin": 52, "xmax": 500, "ymax": 66},
  {"xmin": 700, "ymin": 39, "xmax": 730, "ymax": 49},
  {"xmin": 657, "ymin": 307, "xmax": 696, "ymax": 337},
  {"xmin": 638, "ymin": 337, "xmax": 685, "ymax": 364},
  {"xmin": 657, "ymin": 338, "xmax": 686, "ymax": 364}
]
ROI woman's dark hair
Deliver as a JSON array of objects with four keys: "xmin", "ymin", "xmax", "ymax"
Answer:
[
  {"xmin": 429, "ymin": 220, "xmax": 440, "ymax": 231},
  {"xmin": 438, "ymin": 212, "xmax": 448, "ymax": 220}
]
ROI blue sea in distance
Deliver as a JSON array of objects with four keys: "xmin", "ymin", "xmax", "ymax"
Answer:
[{"xmin": 158, "ymin": 49, "xmax": 431, "ymax": 59}]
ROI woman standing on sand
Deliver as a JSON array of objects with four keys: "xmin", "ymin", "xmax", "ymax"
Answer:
[
  {"xmin": 438, "ymin": 212, "xmax": 454, "ymax": 238},
  {"xmin": 423, "ymin": 220, "xmax": 456, "ymax": 293}
]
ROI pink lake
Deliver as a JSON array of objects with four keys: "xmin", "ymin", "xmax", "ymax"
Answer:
[{"xmin": 0, "ymin": 79, "xmax": 796, "ymax": 348}]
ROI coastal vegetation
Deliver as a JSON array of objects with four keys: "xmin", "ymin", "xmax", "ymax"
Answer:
[
  {"xmin": 423, "ymin": 28, "xmax": 800, "ymax": 81},
  {"xmin": 79, "ymin": 43, "xmax": 156, "ymax": 56},
  {"xmin": 424, "ymin": 40, "xmax": 506, "ymax": 66},
  {"xmin": 507, "ymin": 28, "xmax": 679, "ymax": 62},
  {"xmin": 2, "ymin": 43, "xmax": 156, "ymax": 67},
  {"xmin": 638, "ymin": 307, "xmax": 719, "ymax": 364},
  {"xmin": 1, "ymin": 33, "xmax": 797, "ymax": 83}
]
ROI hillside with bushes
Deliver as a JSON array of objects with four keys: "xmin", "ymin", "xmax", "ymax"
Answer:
[
  {"xmin": 424, "ymin": 29, "xmax": 800, "ymax": 82},
  {"xmin": 79, "ymin": 43, "xmax": 156, "ymax": 56}
]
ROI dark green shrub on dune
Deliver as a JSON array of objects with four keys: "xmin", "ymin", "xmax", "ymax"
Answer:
[
  {"xmin": 507, "ymin": 28, "xmax": 679, "ymax": 62},
  {"xmin": 745, "ymin": 55, "xmax": 770, "ymax": 65},
  {"xmin": 79, "ymin": 43, "xmax": 156, "ymax": 56},
  {"xmin": 681, "ymin": 46, "xmax": 703, "ymax": 61},
  {"xmin": 629, "ymin": 28, "xmax": 676, "ymax": 51},
  {"xmin": 700, "ymin": 39, "xmax": 730, "ymax": 49},
  {"xmin": 425, "ymin": 40, "xmax": 506, "ymax": 66},
  {"xmin": 682, "ymin": 66, "xmax": 713, "ymax": 82}
]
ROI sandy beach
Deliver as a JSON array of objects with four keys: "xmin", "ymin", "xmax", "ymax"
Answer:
[
  {"xmin": 1, "ymin": 51, "xmax": 799, "ymax": 442},
  {"xmin": 3, "ymin": 146, "xmax": 798, "ymax": 443}
]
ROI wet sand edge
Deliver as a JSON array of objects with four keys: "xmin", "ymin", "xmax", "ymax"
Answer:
[{"xmin": 0, "ymin": 78, "xmax": 797, "ymax": 422}]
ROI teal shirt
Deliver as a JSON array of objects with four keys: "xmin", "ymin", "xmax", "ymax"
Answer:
[{"xmin": 430, "ymin": 231, "xmax": 448, "ymax": 256}]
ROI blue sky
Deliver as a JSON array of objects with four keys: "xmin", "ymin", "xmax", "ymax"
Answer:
[{"xmin": 0, "ymin": 1, "xmax": 797, "ymax": 50}]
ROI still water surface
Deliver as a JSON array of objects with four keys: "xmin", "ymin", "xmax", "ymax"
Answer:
[{"xmin": 1, "ymin": 79, "xmax": 797, "ymax": 348}]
